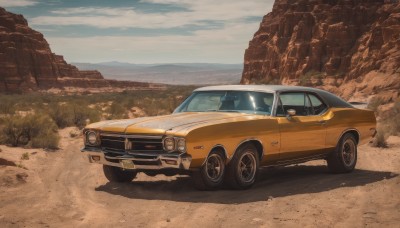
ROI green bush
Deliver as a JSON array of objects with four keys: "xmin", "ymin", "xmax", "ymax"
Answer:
[{"xmin": 0, "ymin": 114, "xmax": 59, "ymax": 149}]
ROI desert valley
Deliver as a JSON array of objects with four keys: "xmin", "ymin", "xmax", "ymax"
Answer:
[{"xmin": 0, "ymin": 0, "xmax": 400, "ymax": 227}]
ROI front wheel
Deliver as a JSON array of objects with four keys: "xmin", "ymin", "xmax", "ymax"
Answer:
[
  {"xmin": 327, "ymin": 133, "xmax": 358, "ymax": 173},
  {"xmin": 103, "ymin": 165, "xmax": 137, "ymax": 182},
  {"xmin": 225, "ymin": 143, "xmax": 259, "ymax": 190},
  {"xmin": 192, "ymin": 150, "xmax": 226, "ymax": 190}
]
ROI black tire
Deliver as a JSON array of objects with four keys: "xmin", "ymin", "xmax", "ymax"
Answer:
[
  {"xmin": 103, "ymin": 165, "xmax": 137, "ymax": 182},
  {"xmin": 192, "ymin": 150, "xmax": 226, "ymax": 191},
  {"xmin": 225, "ymin": 143, "xmax": 259, "ymax": 190},
  {"xmin": 327, "ymin": 133, "xmax": 358, "ymax": 173}
]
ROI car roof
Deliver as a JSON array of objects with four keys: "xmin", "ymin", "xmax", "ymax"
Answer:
[
  {"xmin": 194, "ymin": 85, "xmax": 353, "ymax": 108},
  {"xmin": 195, "ymin": 85, "xmax": 322, "ymax": 93}
]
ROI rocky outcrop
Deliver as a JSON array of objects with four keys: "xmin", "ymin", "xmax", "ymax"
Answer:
[
  {"xmin": 0, "ymin": 7, "xmax": 155, "ymax": 92},
  {"xmin": 242, "ymin": 0, "xmax": 400, "ymax": 102}
]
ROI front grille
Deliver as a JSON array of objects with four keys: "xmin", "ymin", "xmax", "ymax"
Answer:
[
  {"xmin": 130, "ymin": 138, "xmax": 164, "ymax": 151},
  {"xmin": 100, "ymin": 133, "xmax": 163, "ymax": 153},
  {"xmin": 101, "ymin": 135, "xmax": 125, "ymax": 151}
]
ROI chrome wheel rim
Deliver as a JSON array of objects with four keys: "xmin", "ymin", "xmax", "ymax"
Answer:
[
  {"xmin": 237, "ymin": 151, "xmax": 257, "ymax": 183},
  {"xmin": 342, "ymin": 139, "xmax": 356, "ymax": 166},
  {"xmin": 205, "ymin": 154, "xmax": 224, "ymax": 182}
]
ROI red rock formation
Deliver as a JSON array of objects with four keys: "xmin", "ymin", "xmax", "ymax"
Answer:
[
  {"xmin": 0, "ymin": 7, "xmax": 154, "ymax": 92},
  {"xmin": 242, "ymin": 0, "xmax": 400, "ymax": 101}
]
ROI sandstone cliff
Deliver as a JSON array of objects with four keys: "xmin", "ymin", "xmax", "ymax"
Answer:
[
  {"xmin": 242, "ymin": 0, "xmax": 400, "ymax": 102},
  {"xmin": 0, "ymin": 7, "xmax": 155, "ymax": 93}
]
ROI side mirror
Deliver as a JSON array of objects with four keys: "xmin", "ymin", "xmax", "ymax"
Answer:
[{"xmin": 286, "ymin": 109, "xmax": 296, "ymax": 118}]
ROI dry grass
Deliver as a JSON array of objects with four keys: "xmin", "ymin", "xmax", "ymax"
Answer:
[
  {"xmin": 20, "ymin": 152, "xmax": 30, "ymax": 160},
  {"xmin": 0, "ymin": 86, "xmax": 196, "ymax": 149},
  {"xmin": 0, "ymin": 113, "xmax": 59, "ymax": 149},
  {"xmin": 371, "ymin": 126, "xmax": 389, "ymax": 148},
  {"xmin": 370, "ymin": 99, "xmax": 400, "ymax": 148}
]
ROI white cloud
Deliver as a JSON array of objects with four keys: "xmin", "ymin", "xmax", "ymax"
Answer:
[
  {"xmin": 46, "ymin": 22, "xmax": 260, "ymax": 63},
  {"xmin": 30, "ymin": 1, "xmax": 274, "ymax": 29},
  {"xmin": 50, "ymin": 7, "xmax": 136, "ymax": 16},
  {"xmin": 0, "ymin": 0, "xmax": 37, "ymax": 7},
  {"xmin": 28, "ymin": 0, "xmax": 275, "ymax": 63}
]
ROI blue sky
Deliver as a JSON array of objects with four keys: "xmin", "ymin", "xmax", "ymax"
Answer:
[{"xmin": 1, "ymin": 0, "xmax": 274, "ymax": 64}]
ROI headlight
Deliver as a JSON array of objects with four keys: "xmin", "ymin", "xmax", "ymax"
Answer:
[
  {"xmin": 177, "ymin": 138, "xmax": 186, "ymax": 152},
  {"xmin": 163, "ymin": 137, "xmax": 186, "ymax": 152},
  {"xmin": 163, "ymin": 137, "xmax": 175, "ymax": 152},
  {"xmin": 86, "ymin": 131, "xmax": 99, "ymax": 146}
]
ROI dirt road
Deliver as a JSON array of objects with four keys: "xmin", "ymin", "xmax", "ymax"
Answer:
[{"xmin": 1, "ymin": 129, "xmax": 399, "ymax": 227}]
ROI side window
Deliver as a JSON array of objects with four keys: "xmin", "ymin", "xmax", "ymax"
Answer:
[
  {"xmin": 308, "ymin": 94, "xmax": 328, "ymax": 115},
  {"xmin": 278, "ymin": 93, "xmax": 310, "ymax": 116}
]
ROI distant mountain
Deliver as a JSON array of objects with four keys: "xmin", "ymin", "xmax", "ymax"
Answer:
[
  {"xmin": 73, "ymin": 62, "xmax": 243, "ymax": 85},
  {"xmin": 97, "ymin": 61, "xmax": 138, "ymax": 67}
]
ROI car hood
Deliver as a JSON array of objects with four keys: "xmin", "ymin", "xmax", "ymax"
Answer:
[{"xmin": 86, "ymin": 112, "xmax": 253, "ymax": 135}]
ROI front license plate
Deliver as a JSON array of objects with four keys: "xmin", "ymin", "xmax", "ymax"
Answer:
[{"xmin": 121, "ymin": 160, "xmax": 135, "ymax": 169}]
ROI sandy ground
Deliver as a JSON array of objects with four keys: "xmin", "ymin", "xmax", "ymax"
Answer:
[{"xmin": 0, "ymin": 128, "xmax": 399, "ymax": 228}]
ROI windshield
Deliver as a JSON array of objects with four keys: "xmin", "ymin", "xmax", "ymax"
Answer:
[{"xmin": 174, "ymin": 91, "xmax": 274, "ymax": 115}]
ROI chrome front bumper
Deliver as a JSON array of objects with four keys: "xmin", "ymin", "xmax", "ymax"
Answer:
[{"xmin": 81, "ymin": 147, "xmax": 192, "ymax": 170}]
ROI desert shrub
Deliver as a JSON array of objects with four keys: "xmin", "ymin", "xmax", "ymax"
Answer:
[
  {"xmin": 48, "ymin": 103, "xmax": 74, "ymax": 128},
  {"xmin": 0, "ymin": 113, "xmax": 59, "ymax": 149},
  {"xmin": 68, "ymin": 102, "xmax": 101, "ymax": 128},
  {"xmin": 69, "ymin": 128, "xmax": 80, "ymax": 138},
  {"xmin": 367, "ymin": 97, "xmax": 385, "ymax": 112},
  {"xmin": 371, "ymin": 127, "xmax": 388, "ymax": 148},
  {"xmin": 1, "ymin": 86, "xmax": 196, "ymax": 129},
  {"xmin": 105, "ymin": 86, "xmax": 195, "ymax": 116},
  {"xmin": 30, "ymin": 128, "xmax": 59, "ymax": 149},
  {"xmin": 0, "ymin": 96, "xmax": 15, "ymax": 114},
  {"xmin": 106, "ymin": 102, "xmax": 127, "ymax": 119},
  {"xmin": 21, "ymin": 152, "xmax": 29, "ymax": 160},
  {"xmin": 386, "ymin": 99, "xmax": 400, "ymax": 135},
  {"xmin": 369, "ymin": 100, "xmax": 400, "ymax": 148},
  {"xmin": 1, "ymin": 115, "xmax": 26, "ymax": 146},
  {"xmin": 114, "ymin": 97, "xmax": 132, "ymax": 111}
]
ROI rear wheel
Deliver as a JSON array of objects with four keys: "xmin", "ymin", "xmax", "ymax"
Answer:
[
  {"xmin": 327, "ymin": 133, "xmax": 357, "ymax": 173},
  {"xmin": 192, "ymin": 150, "xmax": 225, "ymax": 190},
  {"xmin": 225, "ymin": 143, "xmax": 259, "ymax": 190},
  {"xmin": 103, "ymin": 165, "xmax": 137, "ymax": 182}
]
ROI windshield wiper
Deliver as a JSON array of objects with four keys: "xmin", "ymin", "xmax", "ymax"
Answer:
[
  {"xmin": 222, "ymin": 110, "xmax": 239, "ymax": 113},
  {"xmin": 206, "ymin": 109, "xmax": 239, "ymax": 113}
]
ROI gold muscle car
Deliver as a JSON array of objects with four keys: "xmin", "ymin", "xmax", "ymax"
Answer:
[{"xmin": 82, "ymin": 85, "xmax": 376, "ymax": 190}]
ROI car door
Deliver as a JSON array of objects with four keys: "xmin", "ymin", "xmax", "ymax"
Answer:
[{"xmin": 276, "ymin": 92, "xmax": 327, "ymax": 161}]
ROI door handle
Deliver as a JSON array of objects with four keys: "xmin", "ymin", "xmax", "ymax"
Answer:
[{"xmin": 317, "ymin": 120, "xmax": 326, "ymax": 125}]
